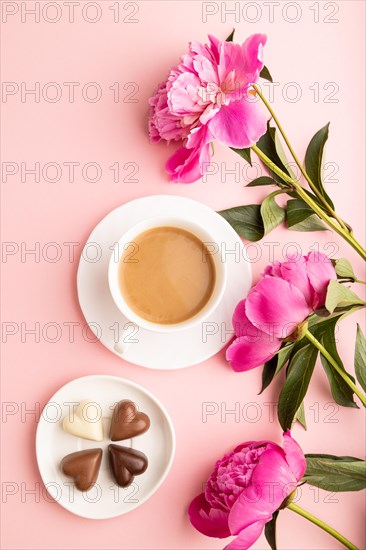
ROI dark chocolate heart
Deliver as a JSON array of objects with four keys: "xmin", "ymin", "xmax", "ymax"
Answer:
[
  {"xmin": 108, "ymin": 444, "xmax": 148, "ymax": 487},
  {"xmin": 110, "ymin": 400, "xmax": 150, "ymax": 441},
  {"xmin": 61, "ymin": 449, "xmax": 102, "ymax": 491}
]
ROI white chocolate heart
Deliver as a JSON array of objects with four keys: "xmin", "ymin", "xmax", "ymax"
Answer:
[{"xmin": 62, "ymin": 400, "xmax": 103, "ymax": 442}]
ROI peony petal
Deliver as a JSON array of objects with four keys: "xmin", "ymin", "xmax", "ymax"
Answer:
[
  {"xmin": 190, "ymin": 39, "xmax": 217, "ymax": 67},
  {"xmin": 208, "ymin": 34, "xmax": 220, "ymax": 64},
  {"xmin": 186, "ymin": 124, "xmax": 213, "ymax": 149},
  {"xmin": 167, "ymin": 72, "xmax": 204, "ymax": 117},
  {"xmin": 199, "ymin": 103, "xmax": 220, "ymax": 125},
  {"xmin": 179, "ymin": 52, "xmax": 195, "ymax": 74},
  {"xmin": 149, "ymin": 81, "xmax": 190, "ymax": 143},
  {"xmin": 198, "ymin": 142, "xmax": 211, "ymax": 174},
  {"xmin": 166, "ymin": 146, "xmax": 199, "ymax": 182},
  {"xmin": 241, "ymin": 34, "xmax": 267, "ymax": 81},
  {"xmin": 283, "ymin": 431, "xmax": 307, "ymax": 481},
  {"xmin": 208, "ymin": 97, "xmax": 268, "ymax": 148},
  {"xmin": 218, "ymin": 41, "xmax": 247, "ymax": 86},
  {"xmin": 246, "ymin": 277, "xmax": 311, "ymax": 339},
  {"xmin": 305, "ymin": 251, "xmax": 336, "ymax": 307},
  {"xmin": 224, "ymin": 520, "xmax": 265, "ymax": 550},
  {"xmin": 229, "ymin": 446, "xmax": 296, "ymax": 534},
  {"xmin": 228, "ymin": 298, "xmax": 282, "ymax": 371},
  {"xmin": 263, "ymin": 261, "xmax": 282, "ymax": 278},
  {"xmin": 226, "ymin": 334, "xmax": 281, "ymax": 372},
  {"xmin": 218, "ymin": 35, "xmax": 266, "ymax": 87},
  {"xmin": 188, "ymin": 493, "xmax": 231, "ymax": 538},
  {"xmin": 232, "ymin": 299, "xmax": 252, "ymax": 337},
  {"xmin": 166, "ymin": 126, "xmax": 212, "ymax": 183},
  {"xmin": 166, "ymin": 143, "xmax": 210, "ymax": 184},
  {"xmin": 193, "ymin": 54, "xmax": 219, "ymax": 85},
  {"xmin": 279, "ymin": 256, "xmax": 315, "ymax": 307}
]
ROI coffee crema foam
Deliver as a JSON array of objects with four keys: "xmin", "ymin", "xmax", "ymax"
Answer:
[{"xmin": 118, "ymin": 226, "xmax": 216, "ymax": 324}]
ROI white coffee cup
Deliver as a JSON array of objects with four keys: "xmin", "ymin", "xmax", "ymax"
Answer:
[{"xmin": 108, "ymin": 216, "xmax": 227, "ymax": 354}]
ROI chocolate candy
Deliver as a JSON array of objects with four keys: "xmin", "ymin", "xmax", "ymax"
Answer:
[
  {"xmin": 110, "ymin": 400, "xmax": 150, "ymax": 441},
  {"xmin": 108, "ymin": 444, "xmax": 148, "ymax": 487},
  {"xmin": 62, "ymin": 400, "xmax": 103, "ymax": 442},
  {"xmin": 61, "ymin": 449, "xmax": 102, "ymax": 491}
]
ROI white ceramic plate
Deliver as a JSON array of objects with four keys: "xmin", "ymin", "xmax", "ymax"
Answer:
[
  {"xmin": 77, "ymin": 195, "xmax": 252, "ymax": 369},
  {"xmin": 36, "ymin": 375, "xmax": 175, "ymax": 519}
]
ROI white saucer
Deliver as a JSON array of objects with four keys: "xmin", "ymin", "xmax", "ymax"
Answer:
[
  {"xmin": 77, "ymin": 195, "xmax": 251, "ymax": 369},
  {"xmin": 36, "ymin": 375, "xmax": 175, "ymax": 519}
]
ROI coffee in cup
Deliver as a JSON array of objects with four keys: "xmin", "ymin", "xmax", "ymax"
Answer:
[
  {"xmin": 118, "ymin": 226, "xmax": 216, "ymax": 325},
  {"xmin": 108, "ymin": 217, "xmax": 227, "ymax": 354}
]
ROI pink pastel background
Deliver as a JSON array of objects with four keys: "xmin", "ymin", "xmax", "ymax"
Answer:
[{"xmin": 1, "ymin": 1, "xmax": 366, "ymax": 549}]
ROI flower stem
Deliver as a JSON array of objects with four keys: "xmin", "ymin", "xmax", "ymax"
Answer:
[
  {"xmin": 305, "ymin": 329, "xmax": 366, "ymax": 407},
  {"xmin": 251, "ymin": 144, "xmax": 366, "ymax": 261},
  {"xmin": 253, "ymin": 84, "xmax": 349, "ymax": 232},
  {"xmin": 287, "ymin": 503, "xmax": 359, "ymax": 550}
]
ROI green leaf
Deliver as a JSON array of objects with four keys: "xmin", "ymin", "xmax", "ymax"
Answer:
[
  {"xmin": 288, "ymin": 309, "xmax": 358, "ymax": 408},
  {"xmin": 273, "ymin": 131, "xmax": 297, "ymax": 180},
  {"xmin": 290, "ymin": 214, "xmax": 328, "ymax": 232},
  {"xmin": 256, "ymin": 124, "xmax": 291, "ymax": 184},
  {"xmin": 231, "ymin": 147, "xmax": 252, "ymax": 166},
  {"xmin": 303, "ymin": 454, "xmax": 366, "ymax": 492},
  {"xmin": 304, "ymin": 123, "xmax": 334, "ymax": 210},
  {"xmin": 260, "ymin": 344, "xmax": 297, "ymax": 394},
  {"xmin": 264, "ymin": 511, "xmax": 279, "ymax": 550},
  {"xmin": 334, "ymin": 258, "xmax": 357, "ymax": 281},
  {"xmin": 355, "ymin": 324, "xmax": 366, "ymax": 392},
  {"xmin": 218, "ymin": 205, "xmax": 264, "ymax": 241},
  {"xmin": 325, "ymin": 280, "xmax": 365, "ymax": 313},
  {"xmin": 308, "ymin": 308, "xmax": 360, "ymax": 330},
  {"xmin": 306, "ymin": 453, "xmax": 363, "ymax": 461},
  {"xmin": 319, "ymin": 319, "xmax": 357, "ymax": 408},
  {"xmin": 275, "ymin": 344, "xmax": 295, "ymax": 374},
  {"xmin": 260, "ymin": 345, "xmax": 296, "ymax": 394},
  {"xmin": 260, "ymin": 65, "xmax": 273, "ymax": 83},
  {"xmin": 278, "ymin": 343, "xmax": 318, "ymax": 430},
  {"xmin": 260, "ymin": 191, "xmax": 286, "ymax": 235},
  {"xmin": 286, "ymin": 199, "xmax": 327, "ymax": 232},
  {"xmin": 278, "ymin": 309, "xmax": 361, "ymax": 424},
  {"xmin": 260, "ymin": 355, "xmax": 278, "ymax": 394},
  {"xmin": 290, "ymin": 312, "xmax": 341, "ymax": 358},
  {"xmin": 226, "ymin": 29, "xmax": 235, "ymax": 42},
  {"xmin": 247, "ymin": 176, "xmax": 277, "ymax": 187},
  {"xmin": 288, "ymin": 187, "xmax": 332, "ymax": 212},
  {"xmin": 292, "ymin": 401, "xmax": 307, "ymax": 429},
  {"xmin": 289, "ymin": 309, "xmax": 362, "ymax": 368}
]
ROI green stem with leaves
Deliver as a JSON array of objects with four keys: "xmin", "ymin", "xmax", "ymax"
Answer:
[
  {"xmin": 253, "ymin": 84, "xmax": 349, "ymax": 232},
  {"xmin": 305, "ymin": 329, "xmax": 366, "ymax": 407},
  {"xmin": 287, "ymin": 503, "xmax": 358, "ymax": 550},
  {"xmin": 251, "ymin": 145, "xmax": 366, "ymax": 261}
]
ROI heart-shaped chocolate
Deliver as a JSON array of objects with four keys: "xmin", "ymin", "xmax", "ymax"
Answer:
[
  {"xmin": 110, "ymin": 400, "xmax": 150, "ymax": 441},
  {"xmin": 62, "ymin": 400, "xmax": 103, "ymax": 442},
  {"xmin": 61, "ymin": 449, "xmax": 102, "ymax": 491},
  {"xmin": 108, "ymin": 444, "xmax": 148, "ymax": 487}
]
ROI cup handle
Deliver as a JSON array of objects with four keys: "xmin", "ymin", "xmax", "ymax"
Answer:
[{"xmin": 113, "ymin": 322, "xmax": 139, "ymax": 355}]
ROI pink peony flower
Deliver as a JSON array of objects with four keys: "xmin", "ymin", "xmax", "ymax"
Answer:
[
  {"xmin": 149, "ymin": 34, "xmax": 268, "ymax": 183},
  {"xmin": 227, "ymin": 252, "xmax": 336, "ymax": 372},
  {"xmin": 189, "ymin": 432, "xmax": 306, "ymax": 549}
]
